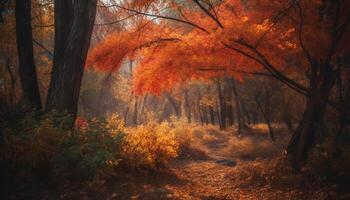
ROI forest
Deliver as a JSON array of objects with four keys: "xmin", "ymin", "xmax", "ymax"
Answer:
[{"xmin": 0, "ymin": 0, "xmax": 349, "ymax": 199}]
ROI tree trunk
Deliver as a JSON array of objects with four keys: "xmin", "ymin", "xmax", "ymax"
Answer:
[
  {"xmin": 139, "ymin": 94, "xmax": 148, "ymax": 123},
  {"xmin": 15, "ymin": 0, "xmax": 42, "ymax": 109},
  {"xmin": 230, "ymin": 78, "xmax": 242, "ymax": 134},
  {"xmin": 203, "ymin": 106, "xmax": 209, "ymax": 125},
  {"xmin": 241, "ymin": 102, "xmax": 251, "ymax": 124},
  {"xmin": 133, "ymin": 96, "xmax": 138, "ymax": 126},
  {"xmin": 215, "ymin": 101, "xmax": 221, "ymax": 127},
  {"xmin": 4, "ymin": 56, "xmax": 16, "ymax": 106},
  {"xmin": 283, "ymin": 109, "xmax": 295, "ymax": 132},
  {"xmin": 217, "ymin": 80, "xmax": 226, "ymax": 129},
  {"xmin": 196, "ymin": 87, "xmax": 204, "ymax": 125},
  {"xmin": 287, "ymin": 68, "xmax": 336, "ymax": 170},
  {"xmin": 165, "ymin": 93, "xmax": 180, "ymax": 117},
  {"xmin": 183, "ymin": 89, "xmax": 191, "ymax": 123},
  {"xmin": 209, "ymin": 106, "xmax": 215, "ymax": 125},
  {"xmin": 255, "ymin": 96, "xmax": 274, "ymax": 141},
  {"xmin": 225, "ymin": 79, "xmax": 234, "ymax": 127},
  {"xmin": 46, "ymin": 0, "xmax": 97, "ymax": 119}
]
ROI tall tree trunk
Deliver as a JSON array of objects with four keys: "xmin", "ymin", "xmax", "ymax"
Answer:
[
  {"xmin": 241, "ymin": 102, "xmax": 251, "ymax": 124},
  {"xmin": 4, "ymin": 56, "xmax": 16, "ymax": 106},
  {"xmin": 203, "ymin": 106, "xmax": 209, "ymax": 125},
  {"xmin": 133, "ymin": 97, "xmax": 138, "ymax": 126},
  {"xmin": 165, "ymin": 93, "xmax": 180, "ymax": 117},
  {"xmin": 225, "ymin": 79, "xmax": 234, "ymax": 127},
  {"xmin": 195, "ymin": 87, "xmax": 204, "ymax": 125},
  {"xmin": 46, "ymin": 0, "xmax": 97, "ymax": 119},
  {"xmin": 15, "ymin": 0, "xmax": 41, "ymax": 109},
  {"xmin": 230, "ymin": 78, "xmax": 242, "ymax": 134},
  {"xmin": 287, "ymin": 67, "xmax": 336, "ymax": 170},
  {"xmin": 139, "ymin": 94, "xmax": 148, "ymax": 123},
  {"xmin": 215, "ymin": 101, "xmax": 221, "ymax": 126},
  {"xmin": 217, "ymin": 80, "xmax": 226, "ymax": 129},
  {"xmin": 209, "ymin": 105, "xmax": 215, "ymax": 125},
  {"xmin": 183, "ymin": 88, "xmax": 191, "ymax": 123},
  {"xmin": 255, "ymin": 96, "xmax": 274, "ymax": 141},
  {"xmin": 283, "ymin": 109, "xmax": 295, "ymax": 132}
]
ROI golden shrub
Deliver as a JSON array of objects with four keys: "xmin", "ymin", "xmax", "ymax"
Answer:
[
  {"xmin": 121, "ymin": 122, "xmax": 179, "ymax": 169},
  {"xmin": 106, "ymin": 113, "xmax": 125, "ymax": 135},
  {"xmin": 170, "ymin": 118, "xmax": 194, "ymax": 151}
]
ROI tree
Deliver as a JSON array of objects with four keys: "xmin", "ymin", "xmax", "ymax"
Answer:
[
  {"xmin": 87, "ymin": 0, "xmax": 350, "ymax": 170},
  {"xmin": 15, "ymin": 0, "xmax": 41, "ymax": 109},
  {"xmin": 46, "ymin": 0, "xmax": 97, "ymax": 118}
]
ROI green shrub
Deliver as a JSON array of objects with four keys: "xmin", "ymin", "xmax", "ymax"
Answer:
[{"xmin": 1, "ymin": 112, "xmax": 125, "ymax": 182}]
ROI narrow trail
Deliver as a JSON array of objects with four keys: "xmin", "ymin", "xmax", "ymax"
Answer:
[
  {"xmin": 102, "ymin": 127, "xmax": 287, "ymax": 200},
  {"xmin": 157, "ymin": 128, "xmax": 277, "ymax": 200}
]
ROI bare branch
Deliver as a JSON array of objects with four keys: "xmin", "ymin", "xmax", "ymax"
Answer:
[
  {"xmin": 95, "ymin": 13, "xmax": 138, "ymax": 26},
  {"xmin": 193, "ymin": 0, "xmax": 224, "ymax": 28},
  {"xmin": 33, "ymin": 39, "xmax": 53, "ymax": 57},
  {"xmin": 114, "ymin": 4, "xmax": 210, "ymax": 34}
]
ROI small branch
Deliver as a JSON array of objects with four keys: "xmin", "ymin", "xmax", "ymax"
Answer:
[
  {"xmin": 193, "ymin": 0, "xmax": 224, "ymax": 28},
  {"xmin": 296, "ymin": 3, "xmax": 313, "ymax": 65},
  {"xmin": 115, "ymin": 4, "xmax": 210, "ymax": 34},
  {"xmin": 134, "ymin": 38, "xmax": 181, "ymax": 51},
  {"xmin": 95, "ymin": 13, "xmax": 138, "ymax": 26},
  {"xmin": 33, "ymin": 39, "xmax": 53, "ymax": 57},
  {"xmin": 223, "ymin": 41, "xmax": 309, "ymax": 96}
]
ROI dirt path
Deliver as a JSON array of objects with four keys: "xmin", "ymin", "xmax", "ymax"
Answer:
[
  {"xmin": 58, "ymin": 127, "xmax": 340, "ymax": 200},
  {"xmin": 157, "ymin": 128, "xmax": 244, "ymax": 200},
  {"xmin": 101, "ymin": 127, "xmax": 286, "ymax": 200},
  {"xmin": 145, "ymin": 128, "xmax": 278, "ymax": 200}
]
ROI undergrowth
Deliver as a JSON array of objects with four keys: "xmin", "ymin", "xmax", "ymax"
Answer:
[{"xmin": 0, "ymin": 112, "xmax": 194, "ymax": 185}]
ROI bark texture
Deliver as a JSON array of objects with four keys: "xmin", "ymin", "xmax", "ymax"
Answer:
[
  {"xmin": 287, "ymin": 64, "xmax": 336, "ymax": 170},
  {"xmin": 15, "ymin": 0, "xmax": 42, "ymax": 109},
  {"xmin": 46, "ymin": 0, "xmax": 97, "ymax": 118}
]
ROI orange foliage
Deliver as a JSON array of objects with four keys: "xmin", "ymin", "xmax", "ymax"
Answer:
[{"xmin": 87, "ymin": 0, "xmax": 350, "ymax": 95}]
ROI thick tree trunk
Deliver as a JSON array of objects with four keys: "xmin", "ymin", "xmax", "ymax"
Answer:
[
  {"xmin": 46, "ymin": 0, "xmax": 97, "ymax": 118},
  {"xmin": 15, "ymin": 0, "xmax": 42, "ymax": 109},
  {"xmin": 287, "ymin": 69, "xmax": 336, "ymax": 170},
  {"xmin": 287, "ymin": 95, "xmax": 326, "ymax": 170}
]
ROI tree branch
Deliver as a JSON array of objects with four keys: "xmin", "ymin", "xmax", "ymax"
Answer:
[
  {"xmin": 193, "ymin": 0, "xmax": 224, "ymax": 28},
  {"xmin": 115, "ymin": 4, "xmax": 210, "ymax": 34}
]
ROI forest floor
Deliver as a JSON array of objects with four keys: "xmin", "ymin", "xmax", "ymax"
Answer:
[{"xmin": 46, "ymin": 125, "xmax": 349, "ymax": 200}]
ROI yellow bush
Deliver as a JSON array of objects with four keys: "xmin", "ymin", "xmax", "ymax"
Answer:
[
  {"xmin": 106, "ymin": 113, "xmax": 125, "ymax": 135},
  {"xmin": 122, "ymin": 122, "xmax": 179, "ymax": 169},
  {"xmin": 170, "ymin": 118, "xmax": 194, "ymax": 152}
]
